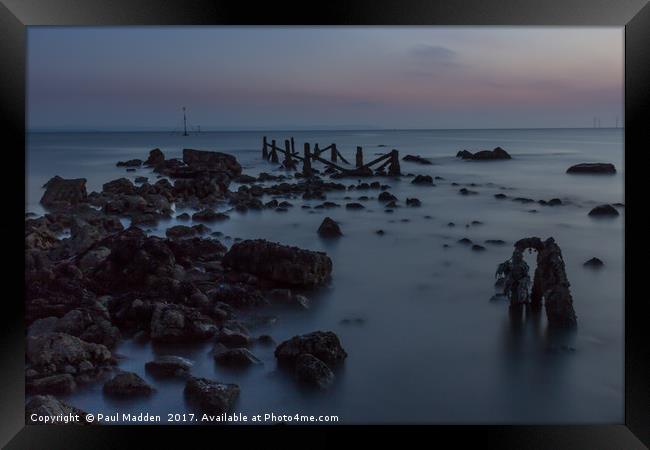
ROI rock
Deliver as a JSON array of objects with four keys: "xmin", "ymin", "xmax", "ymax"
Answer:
[
  {"xmin": 496, "ymin": 237, "xmax": 577, "ymax": 327},
  {"xmin": 457, "ymin": 147, "xmax": 511, "ymax": 160},
  {"xmin": 459, "ymin": 188, "xmax": 478, "ymax": 195},
  {"xmin": 375, "ymin": 229, "xmax": 385, "ymax": 235},
  {"xmin": 102, "ymin": 178, "xmax": 136, "ymax": 196},
  {"xmin": 40, "ymin": 177, "xmax": 87, "ymax": 208},
  {"xmin": 275, "ymin": 331, "xmax": 347, "ymax": 366},
  {"xmin": 182, "ymin": 149, "xmax": 242, "ymax": 178},
  {"xmin": 216, "ymin": 328, "xmax": 251, "ymax": 347},
  {"xmin": 406, "ymin": 198, "xmax": 421, "ymax": 207},
  {"xmin": 472, "ymin": 244, "xmax": 486, "ymax": 252},
  {"xmin": 134, "ymin": 176, "xmax": 148, "ymax": 184},
  {"xmin": 25, "ymin": 395, "xmax": 90, "ymax": 424},
  {"xmin": 378, "ymin": 191, "xmax": 397, "ymax": 202},
  {"xmin": 345, "ymin": 202, "xmax": 364, "ymax": 210},
  {"xmin": 583, "ymin": 257, "xmax": 604, "ymax": 268},
  {"xmin": 192, "ymin": 209, "xmax": 229, "ymax": 222},
  {"xmin": 294, "ymin": 353, "xmax": 335, "ymax": 389},
  {"xmin": 588, "ymin": 204, "xmax": 619, "ymax": 217},
  {"xmin": 150, "ymin": 303, "xmax": 217, "ymax": 343},
  {"xmin": 458, "ymin": 238, "xmax": 472, "ymax": 245},
  {"xmin": 566, "ymin": 163, "xmax": 616, "ymax": 174},
  {"xmin": 166, "ymin": 225, "xmax": 198, "ymax": 239},
  {"xmin": 411, "ymin": 175, "xmax": 434, "ymax": 185},
  {"xmin": 176, "ymin": 212, "xmax": 190, "ymax": 221},
  {"xmin": 116, "ymin": 159, "xmax": 142, "ymax": 167},
  {"xmin": 26, "ymin": 332, "xmax": 113, "ymax": 376},
  {"xmin": 54, "ymin": 307, "xmax": 121, "ymax": 348},
  {"xmin": 213, "ymin": 344, "xmax": 261, "ymax": 367},
  {"xmin": 145, "ymin": 148, "xmax": 165, "ymax": 166},
  {"xmin": 402, "ymin": 155, "xmax": 432, "ymax": 165},
  {"xmin": 318, "ymin": 217, "xmax": 342, "ymax": 238},
  {"xmin": 494, "ymin": 193, "xmax": 508, "ymax": 199},
  {"xmin": 145, "ymin": 355, "xmax": 193, "ymax": 378},
  {"xmin": 27, "ymin": 374, "xmax": 77, "ymax": 394},
  {"xmin": 27, "ymin": 317, "xmax": 59, "ymax": 337},
  {"xmin": 485, "ymin": 239, "xmax": 506, "ymax": 245},
  {"xmin": 223, "ymin": 239, "xmax": 332, "ymax": 287},
  {"xmin": 184, "ymin": 377, "xmax": 240, "ymax": 414},
  {"xmin": 103, "ymin": 372, "xmax": 153, "ymax": 396}
]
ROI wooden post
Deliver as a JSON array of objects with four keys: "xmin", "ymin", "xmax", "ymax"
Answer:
[
  {"xmin": 331, "ymin": 144, "xmax": 338, "ymax": 162},
  {"xmin": 270, "ymin": 139, "xmax": 279, "ymax": 163},
  {"xmin": 313, "ymin": 143, "xmax": 320, "ymax": 161},
  {"xmin": 284, "ymin": 139, "xmax": 293, "ymax": 168},
  {"xmin": 262, "ymin": 136, "xmax": 268, "ymax": 160},
  {"xmin": 303, "ymin": 143, "xmax": 312, "ymax": 177},
  {"xmin": 356, "ymin": 146, "xmax": 363, "ymax": 168},
  {"xmin": 388, "ymin": 149, "xmax": 401, "ymax": 176},
  {"xmin": 291, "ymin": 137, "xmax": 295, "ymax": 154}
]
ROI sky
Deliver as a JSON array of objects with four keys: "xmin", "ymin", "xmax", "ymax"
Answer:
[{"xmin": 27, "ymin": 27, "xmax": 623, "ymax": 131}]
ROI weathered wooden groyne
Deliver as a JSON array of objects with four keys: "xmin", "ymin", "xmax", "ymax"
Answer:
[{"xmin": 261, "ymin": 136, "xmax": 401, "ymax": 177}]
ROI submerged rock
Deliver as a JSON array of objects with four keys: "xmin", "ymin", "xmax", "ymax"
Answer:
[
  {"xmin": 411, "ymin": 175, "xmax": 434, "ymax": 185},
  {"xmin": 457, "ymin": 147, "xmax": 511, "ymax": 160},
  {"xmin": 184, "ymin": 377, "xmax": 240, "ymax": 414},
  {"xmin": 583, "ymin": 257, "xmax": 604, "ymax": 268},
  {"xmin": 213, "ymin": 344, "xmax": 261, "ymax": 367},
  {"xmin": 223, "ymin": 239, "xmax": 332, "ymax": 287},
  {"xmin": 145, "ymin": 355, "xmax": 193, "ymax": 378},
  {"xmin": 566, "ymin": 163, "xmax": 616, "ymax": 174},
  {"xmin": 318, "ymin": 217, "xmax": 342, "ymax": 238},
  {"xmin": 402, "ymin": 155, "xmax": 432, "ymax": 165},
  {"xmin": 275, "ymin": 331, "xmax": 347, "ymax": 366},
  {"xmin": 103, "ymin": 372, "xmax": 154, "ymax": 397},
  {"xmin": 192, "ymin": 209, "xmax": 229, "ymax": 222},
  {"xmin": 588, "ymin": 204, "xmax": 619, "ymax": 217}
]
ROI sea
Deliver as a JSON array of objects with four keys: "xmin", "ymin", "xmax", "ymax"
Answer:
[{"xmin": 26, "ymin": 128, "xmax": 624, "ymax": 424}]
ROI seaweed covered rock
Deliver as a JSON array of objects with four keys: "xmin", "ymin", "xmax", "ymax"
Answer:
[{"xmin": 223, "ymin": 240, "xmax": 332, "ymax": 287}]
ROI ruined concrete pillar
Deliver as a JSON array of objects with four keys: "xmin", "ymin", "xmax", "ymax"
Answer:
[
  {"xmin": 388, "ymin": 149, "xmax": 401, "ymax": 176},
  {"xmin": 303, "ymin": 143, "xmax": 312, "ymax": 177},
  {"xmin": 356, "ymin": 146, "xmax": 363, "ymax": 168}
]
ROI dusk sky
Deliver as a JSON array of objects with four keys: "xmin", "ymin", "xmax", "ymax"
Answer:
[{"xmin": 27, "ymin": 27, "xmax": 623, "ymax": 131}]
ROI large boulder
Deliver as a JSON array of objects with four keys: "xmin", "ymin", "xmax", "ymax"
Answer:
[
  {"xmin": 566, "ymin": 163, "xmax": 616, "ymax": 174},
  {"xmin": 275, "ymin": 331, "xmax": 347, "ymax": 366},
  {"xmin": 26, "ymin": 332, "xmax": 113, "ymax": 376},
  {"xmin": 53, "ymin": 306, "xmax": 121, "ymax": 348},
  {"xmin": 40, "ymin": 177, "xmax": 87, "ymax": 208},
  {"xmin": 223, "ymin": 240, "xmax": 332, "ymax": 287},
  {"xmin": 102, "ymin": 178, "xmax": 136, "ymax": 196},
  {"xmin": 103, "ymin": 372, "xmax": 154, "ymax": 396},
  {"xmin": 25, "ymin": 395, "xmax": 90, "ymax": 424},
  {"xmin": 184, "ymin": 377, "xmax": 240, "ymax": 414},
  {"xmin": 182, "ymin": 149, "xmax": 242, "ymax": 178}
]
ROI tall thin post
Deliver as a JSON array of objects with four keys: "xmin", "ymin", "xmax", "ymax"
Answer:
[
  {"xmin": 331, "ymin": 143, "xmax": 338, "ymax": 162},
  {"xmin": 388, "ymin": 149, "xmax": 401, "ymax": 176},
  {"xmin": 356, "ymin": 146, "xmax": 363, "ymax": 168},
  {"xmin": 262, "ymin": 136, "xmax": 268, "ymax": 160},
  {"xmin": 284, "ymin": 139, "xmax": 293, "ymax": 169},
  {"xmin": 182, "ymin": 107, "xmax": 188, "ymax": 136},
  {"xmin": 313, "ymin": 143, "xmax": 320, "ymax": 161},
  {"xmin": 270, "ymin": 139, "xmax": 279, "ymax": 163},
  {"xmin": 303, "ymin": 143, "xmax": 312, "ymax": 177},
  {"xmin": 291, "ymin": 137, "xmax": 295, "ymax": 154}
]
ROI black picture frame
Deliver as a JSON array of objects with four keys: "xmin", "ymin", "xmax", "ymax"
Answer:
[{"xmin": 1, "ymin": 0, "xmax": 647, "ymax": 447}]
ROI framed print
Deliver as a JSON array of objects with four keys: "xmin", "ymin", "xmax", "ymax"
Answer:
[{"xmin": 1, "ymin": 0, "xmax": 648, "ymax": 448}]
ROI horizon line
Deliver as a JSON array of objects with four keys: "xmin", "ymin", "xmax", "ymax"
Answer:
[{"xmin": 27, "ymin": 126, "xmax": 624, "ymax": 133}]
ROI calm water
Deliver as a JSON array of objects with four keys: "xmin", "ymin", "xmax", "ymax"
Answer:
[{"xmin": 26, "ymin": 129, "xmax": 624, "ymax": 424}]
